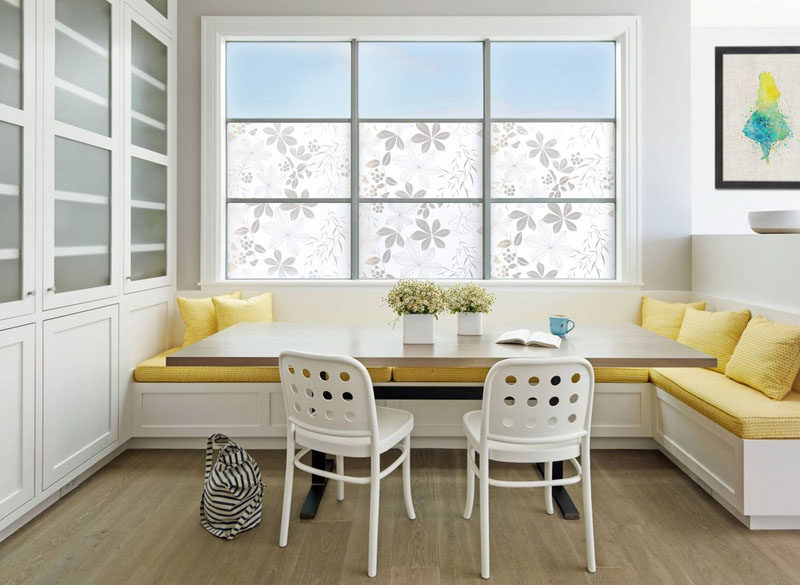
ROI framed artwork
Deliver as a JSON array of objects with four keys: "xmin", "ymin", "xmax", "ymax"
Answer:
[{"xmin": 716, "ymin": 46, "xmax": 800, "ymax": 189}]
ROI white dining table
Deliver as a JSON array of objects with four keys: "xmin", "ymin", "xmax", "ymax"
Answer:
[{"xmin": 168, "ymin": 321, "xmax": 715, "ymax": 519}]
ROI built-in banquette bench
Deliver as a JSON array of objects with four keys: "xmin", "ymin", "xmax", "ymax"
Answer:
[{"xmin": 130, "ymin": 294, "xmax": 800, "ymax": 529}]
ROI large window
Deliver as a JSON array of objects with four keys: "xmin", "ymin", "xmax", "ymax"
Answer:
[{"xmin": 219, "ymin": 29, "xmax": 627, "ymax": 281}]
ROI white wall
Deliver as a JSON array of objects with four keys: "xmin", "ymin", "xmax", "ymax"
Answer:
[
  {"xmin": 176, "ymin": 0, "xmax": 692, "ymax": 291},
  {"xmin": 691, "ymin": 1, "xmax": 800, "ymax": 235}
]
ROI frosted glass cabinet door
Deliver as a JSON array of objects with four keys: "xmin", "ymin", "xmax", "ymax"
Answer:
[
  {"xmin": 54, "ymin": 0, "xmax": 111, "ymax": 136},
  {"xmin": 130, "ymin": 157, "xmax": 167, "ymax": 281},
  {"xmin": 0, "ymin": 0, "xmax": 23, "ymax": 109},
  {"xmin": 53, "ymin": 136, "xmax": 111, "ymax": 295},
  {"xmin": 130, "ymin": 22, "xmax": 167, "ymax": 154},
  {"xmin": 0, "ymin": 121, "xmax": 22, "ymax": 305}
]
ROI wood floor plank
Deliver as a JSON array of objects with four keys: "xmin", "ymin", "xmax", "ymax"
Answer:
[{"xmin": 2, "ymin": 449, "xmax": 800, "ymax": 585}]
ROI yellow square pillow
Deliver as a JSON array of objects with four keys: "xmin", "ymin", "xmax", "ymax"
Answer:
[
  {"xmin": 177, "ymin": 292, "xmax": 241, "ymax": 347},
  {"xmin": 212, "ymin": 292, "xmax": 274, "ymax": 331},
  {"xmin": 677, "ymin": 307, "xmax": 751, "ymax": 373},
  {"xmin": 725, "ymin": 315, "xmax": 800, "ymax": 400},
  {"xmin": 641, "ymin": 296, "xmax": 707, "ymax": 340}
]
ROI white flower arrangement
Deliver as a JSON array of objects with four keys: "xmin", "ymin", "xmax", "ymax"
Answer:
[
  {"xmin": 445, "ymin": 283, "xmax": 496, "ymax": 314},
  {"xmin": 384, "ymin": 280, "xmax": 446, "ymax": 317}
]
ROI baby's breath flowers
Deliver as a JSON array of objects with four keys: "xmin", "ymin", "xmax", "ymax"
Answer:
[
  {"xmin": 384, "ymin": 280, "xmax": 446, "ymax": 317},
  {"xmin": 444, "ymin": 283, "xmax": 495, "ymax": 314}
]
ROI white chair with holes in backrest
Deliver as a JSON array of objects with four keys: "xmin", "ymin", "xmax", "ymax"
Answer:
[
  {"xmin": 278, "ymin": 350, "xmax": 416, "ymax": 578},
  {"xmin": 462, "ymin": 357, "xmax": 596, "ymax": 579}
]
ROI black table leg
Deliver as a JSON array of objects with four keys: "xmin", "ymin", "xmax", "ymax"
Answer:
[
  {"xmin": 299, "ymin": 450, "xmax": 333, "ymax": 519},
  {"xmin": 536, "ymin": 461, "xmax": 580, "ymax": 520}
]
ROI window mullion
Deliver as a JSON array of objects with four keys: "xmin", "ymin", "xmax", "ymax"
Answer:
[
  {"xmin": 482, "ymin": 39, "xmax": 492, "ymax": 280},
  {"xmin": 350, "ymin": 39, "xmax": 359, "ymax": 280}
]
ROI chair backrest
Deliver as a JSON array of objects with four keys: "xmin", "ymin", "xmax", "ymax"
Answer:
[
  {"xmin": 480, "ymin": 357, "xmax": 594, "ymax": 445},
  {"xmin": 279, "ymin": 350, "xmax": 379, "ymax": 439}
]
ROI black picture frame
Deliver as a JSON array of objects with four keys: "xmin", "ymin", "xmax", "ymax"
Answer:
[{"xmin": 715, "ymin": 46, "xmax": 800, "ymax": 189}]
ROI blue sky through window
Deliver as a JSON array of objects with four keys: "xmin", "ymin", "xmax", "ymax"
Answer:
[
  {"xmin": 226, "ymin": 42, "xmax": 351, "ymax": 118},
  {"xmin": 226, "ymin": 41, "xmax": 615, "ymax": 120},
  {"xmin": 358, "ymin": 42, "xmax": 483, "ymax": 119},
  {"xmin": 491, "ymin": 42, "xmax": 615, "ymax": 118}
]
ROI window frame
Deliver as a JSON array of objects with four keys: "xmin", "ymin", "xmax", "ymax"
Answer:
[{"xmin": 201, "ymin": 16, "xmax": 641, "ymax": 287}]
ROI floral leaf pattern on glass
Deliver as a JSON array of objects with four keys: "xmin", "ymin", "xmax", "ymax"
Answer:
[
  {"xmin": 490, "ymin": 122, "xmax": 615, "ymax": 199},
  {"xmin": 227, "ymin": 123, "xmax": 350, "ymax": 198},
  {"xmin": 227, "ymin": 202, "xmax": 350, "ymax": 279},
  {"xmin": 359, "ymin": 203, "xmax": 482, "ymax": 279},
  {"xmin": 491, "ymin": 203, "xmax": 615, "ymax": 279},
  {"xmin": 360, "ymin": 123, "xmax": 482, "ymax": 199}
]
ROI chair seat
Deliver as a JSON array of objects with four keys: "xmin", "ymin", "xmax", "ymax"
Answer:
[
  {"xmin": 462, "ymin": 411, "xmax": 580, "ymax": 463},
  {"xmin": 295, "ymin": 406, "xmax": 414, "ymax": 458}
]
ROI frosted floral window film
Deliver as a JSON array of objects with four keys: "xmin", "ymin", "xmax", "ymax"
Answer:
[
  {"xmin": 227, "ymin": 123, "xmax": 350, "ymax": 199},
  {"xmin": 359, "ymin": 123, "xmax": 482, "ymax": 199},
  {"xmin": 359, "ymin": 202, "xmax": 482, "ymax": 279},
  {"xmin": 490, "ymin": 122, "xmax": 615, "ymax": 199},
  {"xmin": 227, "ymin": 202, "xmax": 350, "ymax": 279},
  {"xmin": 491, "ymin": 202, "xmax": 615, "ymax": 279}
]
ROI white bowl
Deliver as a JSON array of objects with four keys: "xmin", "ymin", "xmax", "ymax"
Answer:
[{"xmin": 748, "ymin": 210, "xmax": 800, "ymax": 234}]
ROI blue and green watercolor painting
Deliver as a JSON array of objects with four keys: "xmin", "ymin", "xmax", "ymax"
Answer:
[{"xmin": 742, "ymin": 72, "xmax": 792, "ymax": 163}]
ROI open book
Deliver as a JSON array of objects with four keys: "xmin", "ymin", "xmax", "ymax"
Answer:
[{"xmin": 495, "ymin": 329, "xmax": 562, "ymax": 349}]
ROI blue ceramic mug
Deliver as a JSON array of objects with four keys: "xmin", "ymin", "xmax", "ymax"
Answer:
[{"xmin": 549, "ymin": 315, "xmax": 575, "ymax": 337}]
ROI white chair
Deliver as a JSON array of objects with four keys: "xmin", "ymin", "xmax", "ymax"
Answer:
[
  {"xmin": 462, "ymin": 357, "xmax": 596, "ymax": 578},
  {"xmin": 278, "ymin": 350, "xmax": 416, "ymax": 577}
]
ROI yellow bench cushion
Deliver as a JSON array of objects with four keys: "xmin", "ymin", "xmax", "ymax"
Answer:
[
  {"xmin": 134, "ymin": 347, "xmax": 392, "ymax": 384},
  {"xmin": 650, "ymin": 367, "xmax": 800, "ymax": 439},
  {"xmin": 392, "ymin": 366, "xmax": 649, "ymax": 384},
  {"xmin": 594, "ymin": 367, "xmax": 650, "ymax": 384},
  {"xmin": 392, "ymin": 367, "xmax": 490, "ymax": 383}
]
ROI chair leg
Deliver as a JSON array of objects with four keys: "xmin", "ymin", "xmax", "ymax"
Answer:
[
  {"xmin": 367, "ymin": 461, "xmax": 381, "ymax": 577},
  {"xmin": 544, "ymin": 461, "xmax": 554, "ymax": 515},
  {"xmin": 582, "ymin": 447, "xmax": 596, "ymax": 573},
  {"xmin": 479, "ymin": 453, "xmax": 490, "ymax": 579},
  {"xmin": 402, "ymin": 435, "xmax": 416, "ymax": 520},
  {"xmin": 279, "ymin": 435, "xmax": 295, "ymax": 547},
  {"xmin": 336, "ymin": 455, "xmax": 345, "ymax": 501},
  {"xmin": 463, "ymin": 447, "xmax": 475, "ymax": 520}
]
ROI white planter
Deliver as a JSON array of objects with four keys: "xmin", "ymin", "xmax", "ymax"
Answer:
[
  {"xmin": 403, "ymin": 314, "xmax": 435, "ymax": 344},
  {"xmin": 457, "ymin": 312, "xmax": 483, "ymax": 336}
]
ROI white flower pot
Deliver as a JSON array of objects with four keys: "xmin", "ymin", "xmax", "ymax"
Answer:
[
  {"xmin": 403, "ymin": 314, "xmax": 435, "ymax": 344},
  {"xmin": 457, "ymin": 312, "xmax": 483, "ymax": 336}
]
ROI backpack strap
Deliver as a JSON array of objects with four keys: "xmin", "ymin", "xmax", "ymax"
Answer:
[
  {"xmin": 204, "ymin": 433, "xmax": 231, "ymax": 481},
  {"xmin": 225, "ymin": 485, "xmax": 264, "ymax": 540}
]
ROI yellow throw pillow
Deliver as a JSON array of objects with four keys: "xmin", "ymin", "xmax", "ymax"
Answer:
[
  {"xmin": 641, "ymin": 296, "xmax": 707, "ymax": 340},
  {"xmin": 177, "ymin": 292, "xmax": 241, "ymax": 347},
  {"xmin": 725, "ymin": 315, "xmax": 800, "ymax": 400},
  {"xmin": 677, "ymin": 307, "xmax": 751, "ymax": 373},
  {"xmin": 213, "ymin": 292, "xmax": 274, "ymax": 331}
]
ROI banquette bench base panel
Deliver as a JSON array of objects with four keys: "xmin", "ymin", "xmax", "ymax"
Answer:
[
  {"xmin": 654, "ymin": 388, "xmax": 800, "ymax": 530},
  {"xmin": 130, "ymin": 381, "xmax": 655, "ymax": 441}
]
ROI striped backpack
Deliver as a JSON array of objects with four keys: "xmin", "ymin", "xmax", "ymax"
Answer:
[{"xmin": 200, "ymin": 434, "xmax": 264, "ymax": 540}]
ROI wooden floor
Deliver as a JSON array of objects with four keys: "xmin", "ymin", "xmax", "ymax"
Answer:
[{"xmin": 1, "ymin": 449, "xmax": 799, "ymax": 585}]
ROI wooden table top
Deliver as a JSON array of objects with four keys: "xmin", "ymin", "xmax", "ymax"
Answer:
[{"xmin": 166, "ymin": 321, "xmax": 716, "ymax": 369}]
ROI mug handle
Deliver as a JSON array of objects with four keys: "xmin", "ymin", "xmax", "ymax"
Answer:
[{"xmin": 566, "ymin": 320, "xmax": 576, "ymax": 334}]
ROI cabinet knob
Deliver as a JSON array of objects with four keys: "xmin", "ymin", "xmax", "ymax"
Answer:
[
  {"xmin": 25, "ymin": 290, "xmax": 35, "ymax": 297},
  {"xmin": 46, "ymin": 286, "xmax": 56, "ymax": 293},
  {"xmin": 125, "ymin": 275, "xmax": 131, "ymax": 281}
]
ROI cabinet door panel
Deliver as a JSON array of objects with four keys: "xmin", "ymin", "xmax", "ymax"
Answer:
[
  {"xmin": 0, "ymin": 324, "xmax": 35, "ymax": 520},
  {"xmin": 43, "ymin": 306, "xmax": 118, "ymax": 489}
]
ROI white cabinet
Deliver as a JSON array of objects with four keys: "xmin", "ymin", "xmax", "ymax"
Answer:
[
  {"xmin": 0, "ymin": 0, "xmax": 36, "ymax": 321},
  {"xmin": 0, "ymin": 324, "xmax": 35, "ymax": 521},
  {"xmin": 43, "ymin": 305, "xmax": 119, "ymax": 489},
  {"xmin": 123, "ymin": 6, "xmax": 174, "ymax": 292},
  {"xmin": 43, "ymin": 0, "xmax": 121, "ymax": 310},
  {"xmin": 126, "ymin": 0, "xmax": 174, "ymax": 37}
]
